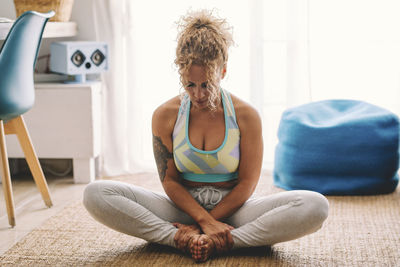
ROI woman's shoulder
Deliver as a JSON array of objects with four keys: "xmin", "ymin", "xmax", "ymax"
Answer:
[
  {"xmin": 229, "ymin": 92, "xmax": 261, "ymax": 126},
  {"xmin": 154, "ymin": 96, "xmax": 181, "ymax": 115},
  {"xmin": 152, "ymin": 96, "xmax": 181, "ymax": 133}
]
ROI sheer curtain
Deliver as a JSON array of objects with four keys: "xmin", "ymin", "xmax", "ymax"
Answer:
[
  {"xmin": 93, "ymin": 0, "xmax": 400, "ymax": 176},
  {"xmin": 309, "ymin": 0, "xmax": 400, "ymax": 110},
  {"xmin": 261, "ymin": 0, "xmax": 400, "ymax": 167}
]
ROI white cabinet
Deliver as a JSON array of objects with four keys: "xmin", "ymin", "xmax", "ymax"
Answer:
[{"xmin": 5, "ymin": 82, "xmax": 101, "ymax": 183}]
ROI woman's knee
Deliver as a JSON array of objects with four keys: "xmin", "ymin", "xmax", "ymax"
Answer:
[
  {"xmin": 83, "ymin": 181, "xmax": 103, "ymax": 211},
  {"xmin": 83, "ymin": 180, "xmax": 119, "ymax": 212},
  {"xmin": 83, "ymin": 180, "xmax": 143, "ymax": 212},
  {"xmin": 298, "ymin": 190, "xmax": 329, "ymax": 226}
]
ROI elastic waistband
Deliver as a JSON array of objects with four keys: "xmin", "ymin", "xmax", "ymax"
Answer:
[
  {"xmin": 187, "ymin": 186, "xmax": 232, "ymax": 210},
  {"xmin": 181, "ymin": 172, "xmax": 238, "ymax": 183}
]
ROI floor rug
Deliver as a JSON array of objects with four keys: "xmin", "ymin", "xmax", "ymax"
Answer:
[{"xmin": 1, "ymin": 172, "xmax": 399, "ymax": 266}]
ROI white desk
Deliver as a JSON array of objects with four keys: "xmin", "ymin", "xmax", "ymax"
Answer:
[
  {"xmin": 5, "ymin": 82, "xmax": 101, "ymax": 183},
  {"xmin": 0, "ymin": 21, "xmax": 78, "ymax": 40}
]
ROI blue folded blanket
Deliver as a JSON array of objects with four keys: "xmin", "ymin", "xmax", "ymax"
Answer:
[{"xmin": 273, "ymin": 99, "xmax": 399, "ymax": 195}]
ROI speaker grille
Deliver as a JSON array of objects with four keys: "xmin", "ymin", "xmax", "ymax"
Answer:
[
  {"xmin": 91, "ymin": 49, "xmax": 105, "ymax": 66},
  {"xmin": 71, "ymin": 50, "xmax": 85, "ymax": 67}
]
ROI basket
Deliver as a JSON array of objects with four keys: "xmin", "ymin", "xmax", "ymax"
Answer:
[{"xmin": 13, "ymin": 0, "xmax": 74, "ymax": 22}]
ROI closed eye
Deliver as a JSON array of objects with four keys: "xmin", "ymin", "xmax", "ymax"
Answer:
[{"xmin": 185, "ymin": 82, "xmax": 208, "ymax": 89}]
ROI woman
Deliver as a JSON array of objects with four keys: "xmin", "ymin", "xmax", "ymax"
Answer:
[{"xmin": 84, "ymin": 10, "xmax": 329, "ymax": 262}]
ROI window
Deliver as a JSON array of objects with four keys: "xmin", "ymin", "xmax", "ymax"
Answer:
[{"xmin": 258, "ymin": 0, "xmax": 400, "ymax": 168}]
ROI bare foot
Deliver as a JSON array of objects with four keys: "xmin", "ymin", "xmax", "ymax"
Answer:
[
  {"xmin": 172, "ymin": 223, "xmax": 201, "ymax": 253},
  {"xmin": 189, "ymin": 234, "xmax": 215, "ymax": 262},
  {"xmin": 174, "ymin": 233, "xmax": 197, "ymax": 254}
]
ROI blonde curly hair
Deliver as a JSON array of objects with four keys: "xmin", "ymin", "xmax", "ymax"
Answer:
[{"xmin": 175, "ymin": 9, "xmax": 234, "ymax": 111}]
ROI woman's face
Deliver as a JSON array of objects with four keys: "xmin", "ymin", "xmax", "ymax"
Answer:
[{"xmin": 183, "ymin": 64, "xmax": 225, "ymax": 110}]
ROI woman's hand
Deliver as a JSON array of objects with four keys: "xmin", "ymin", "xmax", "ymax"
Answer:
[
  {"xmin": 173, "ymin": 223, "xmax": 201, "ymax": 252},
  {"xmin": 198, "ymin": 219, "xmax": 235, "ymax": 253}
]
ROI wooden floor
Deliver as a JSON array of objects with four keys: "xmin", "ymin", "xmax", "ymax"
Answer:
[{"xmin": 0, "ymin": 174, "xmax": 86, "ymax": 255}]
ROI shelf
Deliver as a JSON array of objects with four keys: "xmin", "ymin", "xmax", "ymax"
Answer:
[{"xmin": 0, "ymin": 21, "xmax": 78, "ymax": 40}]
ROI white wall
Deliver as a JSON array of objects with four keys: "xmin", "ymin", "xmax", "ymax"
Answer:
[
  {"xmin": 0, "ymin": 1, "xmax": 16, "ymax": 18},
  {"xmin": 69, "ymin": 0, "xmax": 96, "ymax": 41}
]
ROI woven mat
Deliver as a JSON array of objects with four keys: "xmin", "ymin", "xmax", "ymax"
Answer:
[{"xmin": 1, "ymin": 172, "xmax": 399, "ymax": 266}]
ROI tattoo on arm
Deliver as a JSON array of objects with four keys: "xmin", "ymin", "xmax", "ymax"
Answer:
[{"xmin": 153, "ymin": 135, "xmax": 173, "ymax": 182}]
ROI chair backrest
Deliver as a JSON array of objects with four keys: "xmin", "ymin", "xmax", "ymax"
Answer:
[{"xmin": 0, "ymin": 10, "xmax": 54, "ymax": 120}]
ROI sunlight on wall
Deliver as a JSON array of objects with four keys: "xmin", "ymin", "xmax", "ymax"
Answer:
[{"xmin": 310, "ymin": 0, "xmax": 400, "ymax": 114}]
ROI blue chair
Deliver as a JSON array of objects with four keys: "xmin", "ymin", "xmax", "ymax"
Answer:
[{"xmin": 0, "ymin": 10, "xmax": 55, "ymax": 227}]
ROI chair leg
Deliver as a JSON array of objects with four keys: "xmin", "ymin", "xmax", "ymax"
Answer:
[
  {"xmin": 0, "ymin": 120, "xmax": 16, "ymax": 227},
  {"xmin": 8, "ymin": 116, "xmax": 52, "ymax": 208}
]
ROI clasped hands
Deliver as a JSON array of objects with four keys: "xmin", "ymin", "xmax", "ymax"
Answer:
[{"xmin": 173, "ymin": 220, "xmax": 234, "ymax": 253}]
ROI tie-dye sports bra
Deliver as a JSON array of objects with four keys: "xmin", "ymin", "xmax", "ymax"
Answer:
[{"xmin": 172, "ymin": 88, "xmax": 240, "ymax": 183}]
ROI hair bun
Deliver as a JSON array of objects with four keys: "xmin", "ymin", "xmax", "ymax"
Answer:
[{"xmin": 192, "ymin": 17, "xmax": 212, "ymax": 29}]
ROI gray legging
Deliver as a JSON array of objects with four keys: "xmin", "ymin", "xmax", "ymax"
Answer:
[{"xmin": 83, "ymin": 180, "xmax": 329, "ymax": 249}]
